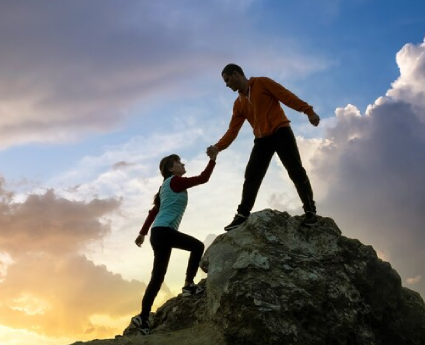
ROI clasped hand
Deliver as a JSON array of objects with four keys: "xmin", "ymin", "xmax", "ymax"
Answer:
[{"xmin": 206, "ymin": 145, "xmax": 219, "ymax": 160}]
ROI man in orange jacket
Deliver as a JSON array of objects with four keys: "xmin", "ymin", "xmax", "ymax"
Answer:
[{"xmin": 207, "ymin": 63, "xmax": 320, "ymax": 231}]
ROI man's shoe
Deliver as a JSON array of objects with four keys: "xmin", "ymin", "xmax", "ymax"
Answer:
[
  {"xmin": 224, "ymin": 213, "xmax": 248, "ymax": 231},
  {"xmin": 301, "ymin": 212, "xmax": 318, "ymax": 227},
  {"xmin": 182, "ymin": 283, "xmax": 204, "ymax": 297},
  {"xmin": 130, "ymin": 315, "xmax": 150, "ymax": 335}
]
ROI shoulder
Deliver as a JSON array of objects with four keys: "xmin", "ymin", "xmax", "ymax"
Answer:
[
  {"xmin": 250, "ymin": 77, "xmax": 276, "ymax": 89},
  {"xmin": 169, "ymin": 175, "xmax": 185, "ymax": 190},
  {"xmin": 164, "ymin": 176, "xmax": 173, "ymax": 183},
  {"xmin": 161, "ymin": 176, "xmax": 173, "ymax": 188},
  {"xmin": 254, "ymin": 76, "xmax": 276, "ymax": 84}
]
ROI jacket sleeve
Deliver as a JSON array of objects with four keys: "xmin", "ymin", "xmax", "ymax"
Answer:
[
  {"xmin": 214, "ymin": 104, "xmax": 245, "ymax": 151},
  {"xmin": 170, "ymin": 160, "xmax": 216, "ymax": 192},
  {"xmin": 264, "ymin": 77, "xmax": 315, "ymax": 116},
  {"xmin": 139, "ymin": 206, "xmax": 159, "ymax": 235}
]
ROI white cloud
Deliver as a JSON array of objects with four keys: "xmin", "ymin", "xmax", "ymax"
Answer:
[
  {"xmin": 0, "ymin": 252, "xmax": 14, "ymax": 283},
  {"xmin": 388, "ymin": 38, "xmax": 425, "ymax": 109}
]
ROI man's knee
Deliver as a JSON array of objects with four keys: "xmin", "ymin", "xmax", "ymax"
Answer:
[{"xmin": 289, "ymin": 167, "xmax": 308, "ymax": 184}]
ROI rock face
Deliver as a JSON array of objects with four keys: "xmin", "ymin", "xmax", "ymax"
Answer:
[
  {"xmin": 72, "ymin": 209, "xmax": 425, "ymax": 345},
  {"xmin": 198, "ymin": 209, "xmax": 425, "ymax": 345}
]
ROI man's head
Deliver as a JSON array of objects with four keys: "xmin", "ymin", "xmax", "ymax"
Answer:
[
  {"xmin": 222, "ymin": 64, "xmax": 245, "ymax": 78},
  {"xmin": 221, "ymin": 63, "xmax": 248, "ymax": 93}
]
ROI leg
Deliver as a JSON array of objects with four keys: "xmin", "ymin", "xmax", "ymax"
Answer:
[
  {"xmin": 273, "ymin": 127, "xmax": 316, "ymax": 214},
  {"xmin": 150, "ymin": 227, "xmax": 204, "ymax": 284},
  {"xmin": 237, "ymin": 137, "xmax": 275, "ymax": 216},
  {"xmin": 141, "ymin": 238, "xmax": 172, "ymax": 319},
  {"xmin": 162, "ymin": 228, "xmax": 205, "ymax": 283}
]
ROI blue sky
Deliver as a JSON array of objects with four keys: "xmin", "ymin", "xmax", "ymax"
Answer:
[
  {"xmin": 2, "ymin": 0, "xmax": 424, "ymax": 180},
  {"xmin": 0, "ymin": 1, "xmax": 425, "ymax": 344}
]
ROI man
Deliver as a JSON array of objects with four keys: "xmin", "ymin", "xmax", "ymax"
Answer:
[{"xmin": 207, "ymin": 63, "xmax": 320, "ymax": 231}]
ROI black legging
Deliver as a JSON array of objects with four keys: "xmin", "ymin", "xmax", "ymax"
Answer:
[
  {"xmin": 141, "ymin": 227, "xmax": 204, "ymax": 319},
  {"xmin": 237, "ymin": 126, "xmax": 316, "ymax": 216}
]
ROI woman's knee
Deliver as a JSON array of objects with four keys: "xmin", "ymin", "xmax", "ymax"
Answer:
[
  {"xmin": 197, "ymin": 240, "xmax": 205, "ymax": 253},
  {"xmin": 193, "ymin": 240, "xmax": 204, "ymax": 256}
]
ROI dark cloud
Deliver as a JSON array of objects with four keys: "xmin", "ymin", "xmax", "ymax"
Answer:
[
  {"xmin": 112, "ymin": 161, "xmax": 136, "ymax": 171},
  {"xmin": 0, "ymin": 188, "xmax": 120, "ymax": 256},
  {"xmin": 312, "ymin": 39, "xmax": 425, "ymax": 298}
]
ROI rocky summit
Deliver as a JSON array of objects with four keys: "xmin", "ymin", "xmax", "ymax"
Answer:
[{"xmin": 71, "ymin": 209, "xmax": 425, "ymax": 345}]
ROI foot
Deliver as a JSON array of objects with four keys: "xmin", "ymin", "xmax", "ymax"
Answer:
[
  {"xmin": 301, "ymin": 211, "xmax": 318, "ymax": 227},
  {"xmin": 130, "ymin": 315, "xmax": 150, "ymax": 335},
  {"xmin": 182, "ymin": 283, "xmax": 204, "ymax": 297},
  {"xmin": 224, "ymin": 213, "xmax": 248, "ymax": 231}
]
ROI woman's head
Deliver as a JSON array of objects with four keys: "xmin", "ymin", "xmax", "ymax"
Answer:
[
  {"xmin": 154, "ymin": 154, "xmax": 183, "ymax": 209},
  {"xmin": 159, "ymin": 154, "xmax": 183, "ymax": 179}
]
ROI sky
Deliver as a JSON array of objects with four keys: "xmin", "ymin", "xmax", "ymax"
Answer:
[{"xmin": 0, "ymin": 0, "xmax": 425, "ymax": 344}]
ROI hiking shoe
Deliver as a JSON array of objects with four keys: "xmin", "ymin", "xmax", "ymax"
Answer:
[
  {"xmin": 130, "ymin": 315, "xmax": 150, "ymax": 335},
  {"xmin": 182, "ymin": 283, "xmax": 204, "ymax": 297},
  {"xmin": 301, "ymin": 212, "xmax": 318, "ymax": 227},
  {"xmin": 224, "ymin": 213, "xmax": 248, "ymax": 231}
]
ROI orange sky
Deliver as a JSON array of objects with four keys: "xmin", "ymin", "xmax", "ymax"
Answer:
[{"xmin": 0, "ymin": 188, "xmax": 176, "ymax": 344}]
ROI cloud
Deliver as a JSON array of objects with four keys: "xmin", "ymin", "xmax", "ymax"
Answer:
[
  {"xmin": 0, "ymin": 182, "xmax": 151, "ymax": 340},
  {"xmin": 407, "ymin": 275, "xmax": 422, "ymax": 285},
  {"xmin": 0, "ymin": 253, "xmax": 145, "ymax": 339},
  {"xmin": 310, "ymin": 37, "xmax": 425, "ymax": 297},
  {"xmin": 0, "ymin": 0, "xmax": 331, "ymax": 150},
  {"xmin": 0, "ymin": 1, "xmax": 231, "ymax": 149},
  {"xmin": 0, "ymin": 186, "xmax": 120, "ymax": 256},
  {"xmin": 111, "ymin": 161, "xmax": 136, "ymax": 171},
  {"xmin": 0, "ymin": 252, "xmax": 14, "ymax": 283},
  {"xmin": 387, "ymin": 37, "xmax": 425, "ymax": 115}
]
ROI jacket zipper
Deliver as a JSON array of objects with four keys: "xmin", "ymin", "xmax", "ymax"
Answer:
[{"xmin": 246, "ymin": 86, "xmax": 261, "ymax": 137}]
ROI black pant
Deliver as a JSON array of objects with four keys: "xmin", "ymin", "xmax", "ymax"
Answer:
[
  {"xmin": 237, "ymin": 126, "xmax": 316, "ymax": 216},
  {"xmin": 141, "ymin": 227, "xmax": 204, "ymax": 319}
]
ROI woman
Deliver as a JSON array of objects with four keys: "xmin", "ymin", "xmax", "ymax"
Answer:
[{"xmin": 131, "ymin": 151, "xmax": 217, "ymax": 335}]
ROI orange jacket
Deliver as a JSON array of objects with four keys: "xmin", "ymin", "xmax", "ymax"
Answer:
[{"xmin": 214, "ymin": 77, "xmax": 315, "ymax": 151}]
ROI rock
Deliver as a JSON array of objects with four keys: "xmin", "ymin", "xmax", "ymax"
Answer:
[{"xmin": 70, "ymin": 209, "xmax": 425, "ymax": 345}]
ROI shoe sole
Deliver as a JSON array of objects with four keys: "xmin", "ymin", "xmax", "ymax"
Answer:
[
  {"xmin": 139, "ymin": 328, "xmax": 150, "ymax": 336},
  {"xmin": 224, "ymin": 224, "xmax": 242, "ymax": 231},
  {"xmin": 131, "ymin": 319, "xmax": 142, "ymax": 328},
  {"xmin": 128, "ymin": 324, "xmax": 150, "ymax": 336},
  {"xmin": 182, "ymin": 289, "xmax": 204, "ymax": 297},
  {"xmin": 301, "ymin": 221, "xmax": 318, "ymax": 227},
  {"xmin": 130, "ymin": 317, "xmax": 150, "ymax": 335}
]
